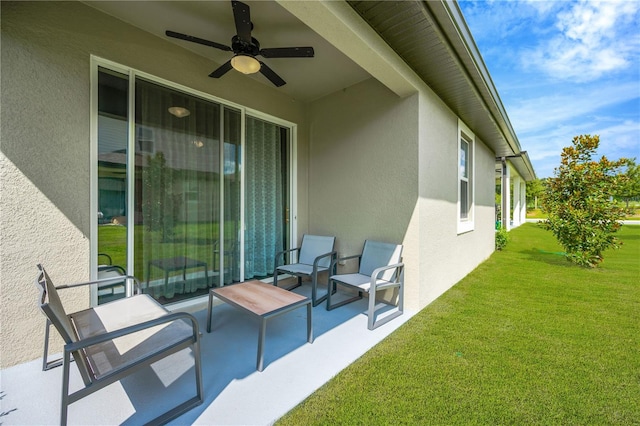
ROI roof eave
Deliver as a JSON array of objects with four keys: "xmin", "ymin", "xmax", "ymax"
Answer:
[{"xmin": 348, "ymin": 0, "xmax": 536, "ymax": 180}]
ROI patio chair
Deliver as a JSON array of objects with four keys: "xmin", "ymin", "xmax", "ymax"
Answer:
[
  {"xmin": 38, "ymin": 269, "xmax": 142, "ymax": 372},
  {"xmin": 97, "ymin": 253, "xmax": 128, "ymax": 302},
  {"xmin": 35, "ymin": 264, "xmax": 203, "ymax": 425},
  {"xmin": 273, "ymin": 235, "xmax": 336, "ymax": 307},
  {"xmin": 326, "ymin": 240, "xmax": 404, "ymax": 330}
]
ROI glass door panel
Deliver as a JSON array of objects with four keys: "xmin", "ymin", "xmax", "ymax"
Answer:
[
  {"xmin": 222, "ymin": 108, "xmax": 242, "ymax": 284},
  {"xmin": 134, "ymin": 78, "xmax": 221, "ymax": 303},
  {"xmin": 97, "ymin": 68, "xmax": 129, "ymax": 304}
]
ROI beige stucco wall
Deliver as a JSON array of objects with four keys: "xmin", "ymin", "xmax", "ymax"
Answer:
[
  {"xmin": 306, "ymin": 78, "xmax": 420, "ymax": 305},
  {"xmin": 307, "ymin": 79, "xmax": 419, "ymax": 253},
  {"xmin": 415, "ymin": 91, "xmax": 497, "ymax": 308},
  {"xmin": 0, "ymin": 1, "xmax": 310, "ymax": 368}
]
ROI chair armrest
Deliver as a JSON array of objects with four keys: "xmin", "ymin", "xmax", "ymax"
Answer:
[
  {"xmin": 370, "ymin": 263, "xmax": 404, "ymax": 291},
  {"xmin": 274, "ymin": 247, "xmax": 301, "ymax": 268},
  {"xmin": 56, "ymin": 275, "xmax": 142, "ymax": 294},
  {"xmin": 330, "ymin": 253, "xmax": 362, "ymax": 273},
  {"xmin": 65, "ymin": 311, "xmax": 199, "ymax": 353},
  {"xmin": 312, "ymin": 250, "xmax": 337, "ymax": 267},
  {"xmin": 98, "ymin": 264, "xmax": 126, "ymax": 275},
  {"xmin": 311, "ymin": 250, "xmax": 337, "ymax": 276}
]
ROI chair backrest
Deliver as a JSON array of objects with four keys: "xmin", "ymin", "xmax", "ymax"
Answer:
[
  {"xmin": 298, "ymin": 235, "xmax": 335, "ymax": 267},
  {"xmin": 359, "ymin": 240, "xmax": 403, "ymax": 281},
  {"xmin": 36, "ymin": 264, "xmax": 93, "ymax": 384}
]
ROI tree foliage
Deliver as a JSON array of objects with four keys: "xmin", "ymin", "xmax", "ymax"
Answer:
[
  {"xmin": 526, "ymin": 178, "xmax": 545, "ymax": 209},
  {"xmin": 541, "ymin": 135, "xmax": 628, "ymax": 267},
  {"xmin": 615, "ymin": 159, "xmax": 640, "ymax": 208}
]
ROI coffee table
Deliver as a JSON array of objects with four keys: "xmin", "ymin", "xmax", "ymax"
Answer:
[{"xmin": 206, "ymin": 280, "xmax": 313, "ymax": 371}]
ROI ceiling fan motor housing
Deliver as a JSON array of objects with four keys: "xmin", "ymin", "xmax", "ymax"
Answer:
[{"xmin": 231, "ymin": 35, "xmax": 260, "ymax": 57}]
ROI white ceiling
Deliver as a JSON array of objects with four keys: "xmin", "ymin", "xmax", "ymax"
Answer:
[{"xmin": 85, "ymin": 0, "xmax": 371, "ymax": 102}]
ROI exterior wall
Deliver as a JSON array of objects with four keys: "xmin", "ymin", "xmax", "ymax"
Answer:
[
  {"xmin": 415, "ymin": 92, "xmax": 496, "ymax": 309},
  {"xmin": 0, "ymin": 1, "xmax": 309, "ymax": 368},
  {"xmin": 307, "ymin": 78, "xmax": 419, "ymax": 292}
]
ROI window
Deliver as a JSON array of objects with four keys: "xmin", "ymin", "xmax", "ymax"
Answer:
[{"xmin": 458, "ymin": 120, "xmax": 474, "ymax": 233}]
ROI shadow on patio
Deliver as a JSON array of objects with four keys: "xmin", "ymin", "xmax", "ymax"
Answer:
[{"xmin": 1, "ymin": 281, "xmax": 413, "ymax": 425}]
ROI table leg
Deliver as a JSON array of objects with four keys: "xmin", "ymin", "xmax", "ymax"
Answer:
[
  {"xmin": 206, "ymin": 291, "xmax": 214, "ymax": 333},
  {"xmin": 257, "ymin": 318, "xmax": 267, "ymax": 371},
  {"xmin": 203, "ymin": 263, "xmax": 210, "ymax": 287},
  {"xmin": 146, "ymin": 262, "xmax": 151, "ymax": 290},
  {"xmin": 307, "ymin": 302, "xmax": 313, "ymax": 343}
]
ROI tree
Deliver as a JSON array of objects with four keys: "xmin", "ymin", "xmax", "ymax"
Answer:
[
  {"xmin": 526, "ymin": 178, "xmax": 545, "ymax": 210},
  {"xmin": 615, "ymin": 159, "xmax": 640, "ymax": 209},
  {"xmin": 541, "ymin": 135, "xmax": 629, "ymax": 267}
]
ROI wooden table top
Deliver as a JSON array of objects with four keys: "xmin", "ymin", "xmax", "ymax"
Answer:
[{"xmin": 211, "ymin": 280, "xmax": 309, "ymax": 317}]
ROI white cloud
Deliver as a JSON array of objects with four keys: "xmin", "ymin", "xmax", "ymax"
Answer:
[
  {"xmin": 507, "ymin": 81, "xmax": 639, "ymax": 133},
  {"xmin": 523, "ymin": 0, "xmax": 640, "ymax": 81}
]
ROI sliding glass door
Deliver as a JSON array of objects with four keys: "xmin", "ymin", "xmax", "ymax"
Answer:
[{"xmin": 95, "ymin": 63, "xmax": 291, "ymax": 305}]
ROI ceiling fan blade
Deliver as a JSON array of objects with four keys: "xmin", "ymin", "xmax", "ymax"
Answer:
[
  {"xmin": 259, "ymin": 47, "xmax": 315, "ymax": 58},
  {"xmin": 231, "ymin": 0, "xmax": 252, "ymax": 43},
  {"xmin": 258, "ymin": 61, "xmax": 286, "ymax": 87},
  {"xmin": 166, "ymin": 30, "xmax": 232, "ymax": 52},
  {"xmin": 209, "ymin": 60, "xmax": 233, "ymax": 78}
]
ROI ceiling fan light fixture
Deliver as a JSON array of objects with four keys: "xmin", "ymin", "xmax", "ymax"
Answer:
[
  {"xmin": 168, "ymin": 106, "xmax": 190, "ymax": 118},
  {"xmin": 231, "ymin": 54, "xmax": 260, "ymax": 74}
]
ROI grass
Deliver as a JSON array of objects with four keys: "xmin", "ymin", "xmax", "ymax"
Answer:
[{"xmin": 277, "ymin": 223, "xmax": 640, "ymax": 425}]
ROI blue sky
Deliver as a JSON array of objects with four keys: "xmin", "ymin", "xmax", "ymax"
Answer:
[{"xmin": 458, "ymin": 0, "xmax": 640, "ymax": 178}]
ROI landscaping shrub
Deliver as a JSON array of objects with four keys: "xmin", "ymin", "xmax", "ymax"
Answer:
[{"xmin": 495, "ymin": 228, "xmax": 509, "ymax": 250}]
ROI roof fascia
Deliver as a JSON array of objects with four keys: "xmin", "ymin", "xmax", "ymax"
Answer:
[
  {"xmin": 425, "ymin": 0, "xmax": 522, "ymax": 156},
  {"xmin": 276, "ymin": 0, "xmax": 419, "ymax": 98}
]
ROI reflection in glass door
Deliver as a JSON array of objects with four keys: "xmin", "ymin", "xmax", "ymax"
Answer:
[{"xmin": 134, "ymin": 78, "xmax": 241, "ymax": 303}]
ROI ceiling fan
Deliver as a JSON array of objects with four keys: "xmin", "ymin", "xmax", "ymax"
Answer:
[{"xmin": 166, "ymin": 0, "xmax": 314, "ymax": 87}]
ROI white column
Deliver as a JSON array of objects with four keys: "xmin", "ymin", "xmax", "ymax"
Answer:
[
  {"xmin": 513, "ymin": 175, "xmax": 522, "ymax": 228},
  {"xmin": 501, "ymin": 161, "xmax": 511, "ymax": 231},
  {"xmin": 520, "ymin": 181, "xmax": 527, "ymax": 224}
]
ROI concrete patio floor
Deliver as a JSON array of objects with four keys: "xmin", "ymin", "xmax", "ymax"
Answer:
[{"xmin": 1, "ymin": 282, "xmax": 413, "ymax": 425}]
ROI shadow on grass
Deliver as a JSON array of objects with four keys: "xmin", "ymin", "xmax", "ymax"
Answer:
[{"xmin": 520, "ymin": 248, "xmax": 575, "ymax": 267}]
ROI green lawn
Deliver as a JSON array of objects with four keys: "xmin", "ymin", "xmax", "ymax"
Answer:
[{"xmin": 278, "ymin": 223, "xmax": 640, "ymax": 425}]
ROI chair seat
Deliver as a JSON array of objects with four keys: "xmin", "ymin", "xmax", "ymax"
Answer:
[
  {"xmin": 277, "ymin": 263, "xmax": 328, "ymax": 276},
  {"xmin": 71, "ymin": 294, "xmax": 194, "ymax": 379},
  {"xmin": 330, "ymin": 273, "xmax": 393, "ymax": 292}
]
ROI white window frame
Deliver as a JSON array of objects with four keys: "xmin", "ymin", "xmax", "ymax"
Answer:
[{"xmin": 457, "ymin": 119, "xmax": 475, "ymax": 234}]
